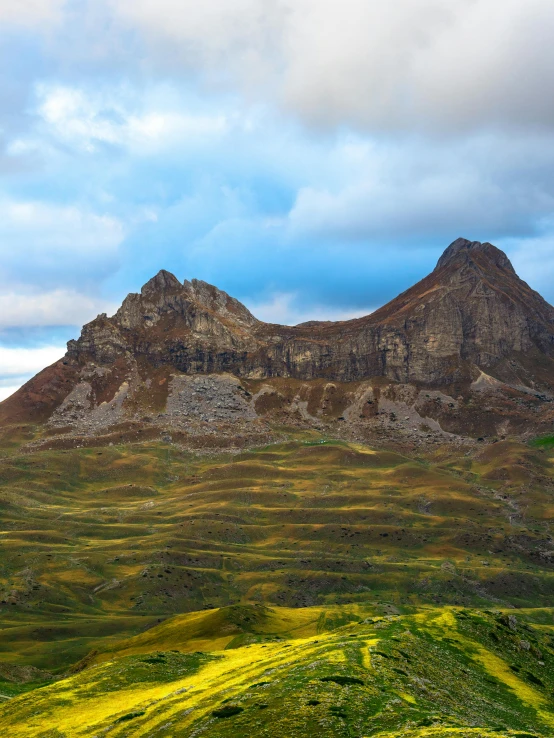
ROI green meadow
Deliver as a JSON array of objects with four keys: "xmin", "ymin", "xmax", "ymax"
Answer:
[
  {"xmin": 0, "ymin": 427, "xmax": 552, "ymax": 734},
  {"xmin": 1, "ymin": 605, "xmax": 554, "ymax": 737}
]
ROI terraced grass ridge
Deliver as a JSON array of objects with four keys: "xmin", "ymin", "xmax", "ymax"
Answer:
[
  {"xmin": 0, "ymin": 429, "xmax": 553, "ymax": 734},
  {"xmin": 2, "ymin": 605, "xmax": 554, "ymax": 737}
]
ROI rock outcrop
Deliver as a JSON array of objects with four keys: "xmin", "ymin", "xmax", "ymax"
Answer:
[{"xmin": 2, "ymin": 238, "xmax": 554, "ymax": 439}]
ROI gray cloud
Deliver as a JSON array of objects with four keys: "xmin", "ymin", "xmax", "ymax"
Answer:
[
  {"xmin": 287, "ymin": 132, "xmax": 554, "ymax": 242},
  {"xmin": 5, "ymin": 1, "xmax": 554, "ymax": 134},
  {"xmin": 101, "ymin": 0, "xmax": 554, "ymax": 133},
  {"xmin": 0, "ymin": 0, "xmax": 65, "ymax": 25}
]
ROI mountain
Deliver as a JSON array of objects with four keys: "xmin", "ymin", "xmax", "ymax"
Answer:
[
  {"xmin": 2, "ymin": 237, "xmax": 554, "ymax": 442},
  {"xmin": 2, "ymin": 239, "xmax": 554, "ymax": 736}
]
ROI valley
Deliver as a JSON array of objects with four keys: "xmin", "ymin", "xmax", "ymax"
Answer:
[{"xmin": 0, "ymin": 431, "xmax": 553, "ymax": 673}]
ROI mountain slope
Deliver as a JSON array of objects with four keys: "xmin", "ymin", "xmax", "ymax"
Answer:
[
  {"xmin": 2, "ymin": 605, "xmax": 554, "ymax": 737},
  {"xmin": 0, "ymin": 435, "xmax": 552, "ymax": 675}
]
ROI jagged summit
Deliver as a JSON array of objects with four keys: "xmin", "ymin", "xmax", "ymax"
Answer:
[
  {"xmin": 141, "ymin": 269, "xmax": 182, "ymax": 296},
  {"xmin": 435, "ymin": 237, "xmax": 516, "ymax": 273},
  {"xmin": 2, "ymin": 237, "xmax": 554, "ymax": 437},
  {"xmin": 112, "ymin": 272, "xmax": 258, "ymax": 336},
  {"xmin": 182, "ymin": 278, "xmax": 259, "ymax": 327}
]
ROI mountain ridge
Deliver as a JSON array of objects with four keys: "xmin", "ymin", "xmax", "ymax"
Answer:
[{"xmin": 2, "ymin": 237, "xmax": 554, "ymax": 441}]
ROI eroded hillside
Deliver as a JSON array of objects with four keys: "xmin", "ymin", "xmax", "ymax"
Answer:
[{"xmin": 0, "ymin": 432, "xmax": 553, "ymax": 676}]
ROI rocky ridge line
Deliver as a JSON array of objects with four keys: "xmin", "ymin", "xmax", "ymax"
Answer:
[{"xmin": 2, "ymin": 238, "xmax": 554, "ymax": 443}]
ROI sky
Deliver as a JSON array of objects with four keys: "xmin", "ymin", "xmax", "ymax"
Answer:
[{"xmin": 2, "ymin": 0, "xmax": 554, "ymax": 399}]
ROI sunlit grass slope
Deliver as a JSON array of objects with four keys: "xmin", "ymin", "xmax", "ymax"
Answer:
[
  {"xmin": 0, "ymin": 432, "xmax": 553, "ymax": 674},
  {"xmin": 1, "ymin": 605, "xmax": 554, "ymax": 737}
]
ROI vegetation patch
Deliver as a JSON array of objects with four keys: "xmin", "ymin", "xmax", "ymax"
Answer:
[
  {"xmin": 115, "ymin": 710, "xmax": 145, "ymax": 722},
  {"xmin": 0, "ymin": 606, "xmax": 553, "ymax": 736},
  {"xmin": 320, "ymin": 675, "xmax": 364, "ymax": 686},
  {"xmin": 212, "ymin": 705, "xmax": 244, "ymax": 718},
  {"xmin": 530, "ymin": 435, "xmax": 554, "ymax": 449},
  {"xmin": 0, "ymin": 436, "xmax": 554, "ymax": 735}
]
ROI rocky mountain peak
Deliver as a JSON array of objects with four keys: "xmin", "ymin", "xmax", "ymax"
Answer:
[
  {"xmin": 140, "ymin": 269, "xmax": 182, "ymax": 297},
  {"xmin": 182, "ymin": 278, "xmax": 258, "ymax": 327},
  {"xmin": 112, "ymin": 272, "xmax": 258, "ymax": 333},
  {"xmin": 3, "ymin": 237, "xmax": 554, "ymax": 435},
  {"xmin": 435, "ymin": 237, "xmax": 515, "ymax": 273}
]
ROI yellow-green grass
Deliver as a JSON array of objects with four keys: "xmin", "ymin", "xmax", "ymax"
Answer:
[
  {"xmin": 1, "ymin": 605, "xmax": 553, "ymax": 736},
  {"xmin": 0, "ymin": 432, "xmax": 553, "ymax": 676},
  {"xmin": 81, "ymin": 602, "xmax": 376, "ymax": 664}
]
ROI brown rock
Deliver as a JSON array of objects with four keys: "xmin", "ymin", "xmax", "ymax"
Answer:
[{"xmin": 2, "ymin": 238, "xmax": 554, "ymax": 438}]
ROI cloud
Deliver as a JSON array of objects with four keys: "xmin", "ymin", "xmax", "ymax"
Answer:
[
  {"xmin": 245, "ymin": 292, "xmax": 374, "ymax": 326},
  {"xmin": 0, "ymin": 0, "xmax": 65, "ymax": 26},
  {"xmin": 287, "ymin": 132, "xmax": 554, "ymax": 242},
  {"xmin": 0, "ymin": 289, "xmax": 117, "ymax": 329},
  {"xmin": 0, "ymin": 200, "xmax": 123, "ymax": 253},
  {"xmin": 0, "ymin": 199, "xmax": 125, "ymax": 288},
  {"xmin": 282, "ymin": 0, "xmax": 554, "ymax": 132},
  {"xmin": 35, "ymin": 84, "xmax": 228, "ymax": 154},
  {"xmin": 108, "ymin": 0, "xmax": 287, "ymax": 90},
  {"xmin": 106, "ymin": 0, "xmax": 554, "ymax": 133},
  {"xmin": 0, "ymin": 345, "xmax": 64, "ymax": 377},
  {"xmin": 0, "ymin": 345, "xmax": 65, "ymax": 401},
  {"xmin": 4, "ymin": 2, "xmax": 554, "ymax": 134}
]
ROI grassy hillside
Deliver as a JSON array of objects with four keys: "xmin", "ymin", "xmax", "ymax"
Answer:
[
  {"xmin": 1, "ymin": 605, "xmax": 553, "ymax": 737},
  {"xmin": 0, "ymin": 430, "xmax": 552, "ymax": 676}
]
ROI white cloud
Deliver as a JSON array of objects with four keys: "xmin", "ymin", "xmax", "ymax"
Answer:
[
  {"xmin": 0, "ymin": 345, "xmax": 64, "ymax": 380},
  {"xmin": 0, "ymin": 289, "xmax": 116, "ymax": 329},
  {"xmin": 36, "ymin": 84, "xmax": 228, "ymax": 153},
  {"xmin": 0, "ymin": 199, "xmax": 125, "ymax": 282},
  {"xmin": 0, "ymin": 0, "xmax": 65, "ymax": 26},
  {"xmin": 246, "ymin": 292, "xmax": 373, "ymax": 326},
  {"xmin": 0, "ymin": 200, "xmax": 123, "ymax": 251},
  {"xmin": 0, "ymin": 345, "xmax": 66, "ymax": 401}
]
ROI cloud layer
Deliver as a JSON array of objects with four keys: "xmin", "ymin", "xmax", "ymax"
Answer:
[
  {"xmin": 1, "ymin": 0, "xmax": 554, "ymax": 395},
  {"xmin": 105, "ymin": 0, "xmax": 554, "ymax": 132}
]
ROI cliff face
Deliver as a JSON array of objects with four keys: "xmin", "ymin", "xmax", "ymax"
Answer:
[
  {"xmin": 2, "ymin": 238, "xmax": 554, "ymax": 437},
  {"xmin": 65, "ymin": 238, "xmax": 554, "ymax": 384}
]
